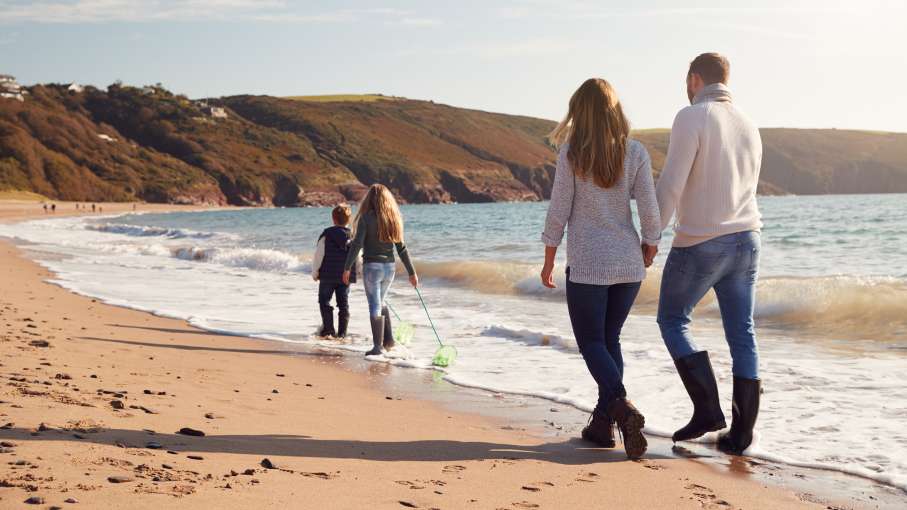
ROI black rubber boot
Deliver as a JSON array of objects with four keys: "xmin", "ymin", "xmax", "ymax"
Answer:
[
  {"xmin": 607, "ymin": 398, "xmax": 647, "ymax": 459},
  {"xmin": 581, "ymin": 410, "xmax": 616, "ymax": 448},
  {"xmin": 337, "ymin": 311, "xmax": 349, "ymax": 339},
  {"xmin": 381, "ymin": 306, "xmax": 395, "ymax": 350},
  {"xmin": 318, "ymin": 304, "xmax": 336, "ymax": 337},
  {"xmin": 672, "ymin": 351, "xmax": 727, "ymax": 442},
  {"xmin": 718, "ymin": 377, "xmax": 761, "ymax": 455},
  {"xmin": 365, "ymin": 316, "xmax": 384, "ymax": 356}
]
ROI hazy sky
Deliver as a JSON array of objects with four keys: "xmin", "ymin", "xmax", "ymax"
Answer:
[{"xmin": 3, "ymin": 0, "xmax": 906, "ymax": 132}]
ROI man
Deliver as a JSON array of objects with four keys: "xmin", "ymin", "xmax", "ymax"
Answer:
[{"xmin": 655, "ymin": 53, "xmax": 763, "ymax": 455}]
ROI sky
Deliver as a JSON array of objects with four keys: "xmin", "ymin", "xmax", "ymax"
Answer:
[{"xmin": 2, "ymin": 0, "xmax": 907, "ymax": 132}]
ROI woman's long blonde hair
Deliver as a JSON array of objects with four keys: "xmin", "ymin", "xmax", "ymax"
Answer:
[
  {"xmin": 549, "ymin": 78, "xmax": 630, "ymax": 189},
  {"xmin": 353, "ymin": 184, "xmax": 404, "ymax": 243}
]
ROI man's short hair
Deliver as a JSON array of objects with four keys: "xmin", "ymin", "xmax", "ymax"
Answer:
[
  {"xmin": 688, "ymin": 53, "xmax": 730, "ymax": 85},
  {"xmin": 332, "ymin": 204, "xmax": 351, "ymax": 225}
]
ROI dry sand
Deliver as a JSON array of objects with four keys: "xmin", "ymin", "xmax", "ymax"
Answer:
[{"xmin": 0, "ymin": 200, "xmax": 828, "ymax": 509}]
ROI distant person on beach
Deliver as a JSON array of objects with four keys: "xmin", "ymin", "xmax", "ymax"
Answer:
[
  {"xmin": 312, "ymin": 205, "xmax": 355, "ymax": 338},
  {"xmin": 92, "ymin": 204, "xmax": 96, "ymax": 212},
  {"xmin": 655, "ymin": 53, "xmax": 763, "ymax": 455},
  {"xmin": 342, "ymin": 184, "xmax": 419, "ymax": 356},
  {"xmin": 51, "ymin": 203, "xmax": 56, "ymax": 213},
  {"xmin": 43, "ymin": 204, "xmax": 48, "ymax": 214},
  {"xmin": 541, "ymin": 78, "xmax": 661, "ymax": 460}
]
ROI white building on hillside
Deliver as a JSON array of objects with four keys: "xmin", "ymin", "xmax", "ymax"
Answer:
[
  {"xmin": 207, "ymin": 106, "xmax": 228, "ymax": 119},
  {"xmin": 67, "ymin": 83, "xmax": 85, "ymax": 93},
  {"xmin": 0, "ymin": 74, "xmax": 25, "ymax": 101}
]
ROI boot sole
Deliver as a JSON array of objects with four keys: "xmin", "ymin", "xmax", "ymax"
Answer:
[
  {"xmin": 620, "ymin": 413, "xmax": 647, "ymax": 459},
  {"xmin": 581, "ymin": 430, "xmax": 616, "ymax": 449}
]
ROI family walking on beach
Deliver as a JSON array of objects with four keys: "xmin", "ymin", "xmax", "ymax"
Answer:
[
  {"xmin": 313, "ymin": 52, "xmax": 761, "ymax": 461},
  {"xmin": 540, "ymin": 52, "xmax": 762, "ymax": 460}
]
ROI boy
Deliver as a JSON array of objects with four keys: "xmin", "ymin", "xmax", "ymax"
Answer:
[{"xmin": 312, "ymin": 204, "xmax": 354, "ymax": 338}]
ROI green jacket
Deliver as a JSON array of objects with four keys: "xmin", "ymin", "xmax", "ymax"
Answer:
[{"xmin": 344, "ymin": 212, "xmax": 416, "ymax": 276}]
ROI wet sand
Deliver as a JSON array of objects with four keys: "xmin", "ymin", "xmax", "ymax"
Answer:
[{"xmin": 0, "ymin": 199, "xmax": 886, "ymax": 509}]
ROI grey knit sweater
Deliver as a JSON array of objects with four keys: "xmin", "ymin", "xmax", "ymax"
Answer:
[{"xmin": 541, "ymin": 140, "xmax": 661, "ymax": 285}]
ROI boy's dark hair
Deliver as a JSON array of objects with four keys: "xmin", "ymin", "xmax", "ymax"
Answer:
[
  {"xmin": 332, "ymin": 204, "xmax": 352, "ymax": 225},
  {"xmin": 688, "ymin": 53, "xmax": 730, "ymax": 85}
]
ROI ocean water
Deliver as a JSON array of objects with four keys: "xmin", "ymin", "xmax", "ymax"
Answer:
[{"xmin": 1, "ymin": 194, "xmax": 906, "ymax": 493}]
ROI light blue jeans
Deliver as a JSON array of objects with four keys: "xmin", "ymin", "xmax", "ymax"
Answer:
[
  {"xmin": 657, "ymin": 231, "xmax": 761, "ymax": 379},
  {"xmin": 363, "ymin": 262, "xmax": 395, "ymax": 317}
]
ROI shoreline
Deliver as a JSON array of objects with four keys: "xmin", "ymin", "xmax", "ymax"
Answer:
[{"xmin": 0, "ymin": 200, "xmax": 901, "ymax": 508}]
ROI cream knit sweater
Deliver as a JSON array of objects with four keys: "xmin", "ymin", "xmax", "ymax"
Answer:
[{"xmin": 655, "ymin": 83, "xmax": 763, "ymax": 247}]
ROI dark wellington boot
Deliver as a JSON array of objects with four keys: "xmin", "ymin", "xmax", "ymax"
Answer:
[
  {"xmin": 718, "ymin": 377, "xmax": 761, "ymax": 455},
  {"xmin": 607, "ymin": 398, "xmax": 647, "ymax": 459},
  {"xmin": 365, "ymin": 316, "xmax": 384, "ymax": 356},
  {"xmin": 672, "ymin": 351, "xmax": 727, "ymax": 442},
  {"xmin": 337, "ymin": 311, "xmax": 350, "ymax": 339},
  {"xmin": 318, "ymin": 304, "xmax": 336, "ymax": 337},
  {"xmin": 381, "ymin": 306, "xmax": 395, "ymax": 350},
  {"xmin": 581, "ymin": 410, "xmax": 616, "ymax": 448}
]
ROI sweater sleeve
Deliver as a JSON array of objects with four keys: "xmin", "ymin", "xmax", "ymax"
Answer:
[
  {"xmin": 312, "ymin": 236, "xmax": 325, "ymax": 280},
  {"xmin": 656, "ymin": 108, "xmax": 700, "ymax": 230},
  {"xmin": 631, "ymin": 145, "xmax": 662, "ymax": 245},
  {"xmin": 541, "ymin": 147, "xmax": 574, "ymax": 247},
  {"xmin": 395, "ymin": 242, "xmax": 416, "ymax": 276},
  {"xmin": 344, "ymin": 217, "xmax": 366, "ymax": 271}
]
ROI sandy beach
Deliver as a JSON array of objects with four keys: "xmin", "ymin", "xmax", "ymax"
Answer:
[{"xmin": 0, "ymin": 200, "xmax": 865, "ymax": 509}]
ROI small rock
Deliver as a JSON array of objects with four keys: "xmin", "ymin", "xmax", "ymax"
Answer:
[
  {"xmin": 139, "ymin": 406, "xmax": 158, "ymax": 415},
  {"xmin": 28, "ymin": 340, "xmax": 50, "ymax": 348},
  {"xmin": 38, "ymin": 422, "xmax": 52, "ymax": 431},
  {"xmin": 50, "ymin": 506, "xmax": 63, "ymax": 510},
  {"xmin": 107, "ymin": 475, "xmax": 133, "ymax": 483},
  {"xmin": 276, "ymin": 373, "xmax": 285, "ymax": 377},
  {"xmin": 177, "ymin": 427, "xmax": 205, "ymax": 437},
  {"xmin": 271, "ymin": 389, "xmax": 279, "ymax": 394},
  {"xmin": 65, "ymin": 497, "xmax": 79, "ymax": 503},
  {"xmin": 90, "ymin": 374, "xmax": 97, "ymax": 378},
  {"xmin": 14, "ymin": 459, "xmax": 31, "ymax": 465},
  {"xmin": 225, "ymin": 483, "xmax": 232, "ymax": 489},
  {"xmin": 0, "ymin": 447, "xmax": 13, "ymax": 453},
  {"xmin": 167, "ymin": 450, "xmax": 179, "ymax": 455},
  {"xmin": 55, "ymin": 373, "xmax": 72, "ymax": 380},
  {"xmin": 0, "ymin": 441, "xmax": 15, "ymax": 447},
  {"xmin": 162, "ymin": 463, "xmax": 173, "ymax": 469},
  {"xmin": 0, "ymin": 422, "xmax": 12, "ymax": 429},
  {"xmin": 187, "ymin": 455, "xmax": 204, "ymax": 460},
  {"xmin": 399, "ymin": 502, "xmax": 417, "ymax": 508},
  {"xmin": 250, "ymin": 478, "xmax": 260, "ymax": 484},
  {"xmin": 143, "ymin": 389, "xmax": 153, "ymax": 395},
  {"xmin": 229, "ymin": 469, "xmax": 239, "ymax": 476},
  {"xmin": 110, "ymin": 400, "xmax": 124, "ymax": 410},
  {"xmin": 204, "ymin": 412, "xmax": 216, "ymax": 419},
  {"xmin": 24, "ymin": 496, "xmax": 45, "ymax": 505},
  {"xmin": 260, "ymin": 458, "xmax": 276, "ymax": 469},
  {"xmin": 242, "ymin": 468, "xmax": 255, "ymax": 475},
  {"xmin": 146, "ymin": 441, "xmax": 162, "ymax": 450}
]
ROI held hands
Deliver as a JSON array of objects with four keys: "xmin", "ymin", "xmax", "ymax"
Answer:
[
  {"xmin": 540, "ymin": 262, "xmax": 556, "ymax": 289},
  {"xmin": 342, "ymin": 270, "xmax": 351, "ymax": 285},
  {"xmin": 641, "ymin": 243, "xmax": 658, "ymax": 268}
]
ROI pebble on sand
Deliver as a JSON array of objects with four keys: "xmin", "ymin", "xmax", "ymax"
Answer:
[
  {"xmin": 110, "ymin": 400, "xmax": 125, "ymax": 410},
  {"xmin": 177, "ymin": 427, "xmax": 205, "ymax": 437},
  {"xmin": 107, "ymin": 475, "xmax": 133, "ymax": 483},
  {"xmin": 24, "ymin": 496, "xmax": 45, "ymax": 505},
  {"xmin": 260, "ymin": 458, "xmax": 276, "ymax": 469}
]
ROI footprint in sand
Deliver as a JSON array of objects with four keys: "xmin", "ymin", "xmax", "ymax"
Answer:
[
  {"xmin": 684, "ymin": 483, "xmax": 734, "ymax": 509},
  {"xmin": 574, "ymin": 471, "xmax": 599, "ymax": 483},
  {"xmin": 512, "ymin": 502, "xmax": 540, "ymax": 509},
  {"xmin": 637, "ymin": 460, "xmax": 666, "ymax": 471},
  {"xmin": 442, "ymin": 464, "xmax": 466, "ymax": 474}
]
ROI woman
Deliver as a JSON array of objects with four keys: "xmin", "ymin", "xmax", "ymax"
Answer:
[
  {"xmin": 343, "ymin": 184, "xmax": 418, "ymax": 356},
  {"xmin": 540, "ymin": 78, "xmax": 661, "ymax": 459}
]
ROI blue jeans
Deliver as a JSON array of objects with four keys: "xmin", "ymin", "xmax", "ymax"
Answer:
[
  {"xmin": 363, "ymin": 262, "xmax": 395, "ymax": 317},
  {"xmin": 657, "ymin": 231, "xmax": 761, "ymax": 379},
  {"xmin": 566, "ymin": 269, "xmax": 642, "ymax": 413}
]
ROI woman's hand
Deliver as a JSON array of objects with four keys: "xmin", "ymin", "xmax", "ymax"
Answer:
[
  {"xmin": 342, "ymin": 270, "xmax": 351, "ymax": 285},
  {"xmin": 641, "ymin": 244, "xmax": 658, "ymax": 268},
  {"xmin": 540, "ymin": 262, "xmax": 556, "ymax": 288},
  {"xmin": 409, "ymin": 274, "xmax": 419, "ymax": 288}
]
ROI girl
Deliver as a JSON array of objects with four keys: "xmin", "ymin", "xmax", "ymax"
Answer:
[
  {"xmin": 540, "ymin": 78, "xmax": 661, "ymax": 460},
  {"xmin": 343, "ymin": 184, "xmax": 418, "ymax": 356}
]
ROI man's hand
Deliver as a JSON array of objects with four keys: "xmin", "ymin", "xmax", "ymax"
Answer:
[
  {"xmin": 342, "ymin": 270, "xmax": 351, "ymax": 285},
  {"xmin": 540, "ymin": 263, "xmax": 556, "ymax": 288},
  {"xmin": 409, "ymin": 274, "xmax": 419, "ymax": 288},
  {"xmin": 641, "ymin": 244, "xmax": 658, "ymax": 268}
]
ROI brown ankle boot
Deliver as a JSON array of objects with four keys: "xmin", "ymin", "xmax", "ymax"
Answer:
[
  {"xmin": 581, "ymin": 410, "xmax": 616, "ymax": 448},
  {"xmin": 607, "ymin": 398, "xmax": 647, "ymax": 459}
]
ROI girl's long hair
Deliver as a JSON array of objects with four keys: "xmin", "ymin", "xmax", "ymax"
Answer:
[
  {"xmin": 548, "ymin": 78, "xmax": 630, "ymax": 189},
  {"xmin": 353, "ymin": 184, "xmax": 404, "ymax": 243}
]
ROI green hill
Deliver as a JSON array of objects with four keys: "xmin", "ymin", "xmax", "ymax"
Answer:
[{"xmin": 2, "ymin": 83, "xmax": 907, "ymax": 205}]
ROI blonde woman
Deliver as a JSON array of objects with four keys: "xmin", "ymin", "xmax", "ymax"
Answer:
[
  {"xmin": 343, "ymin": 184, "xmax": 418, "ymax": 356},
  {"xmin": 541, "ymin": 78, "xmax": 661, "ymax": 459}
]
